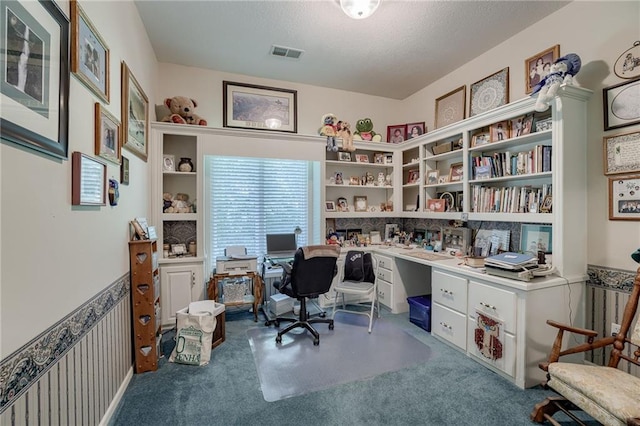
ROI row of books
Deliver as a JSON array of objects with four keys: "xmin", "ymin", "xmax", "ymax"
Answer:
[
  {"xmin": 470, "ymin": 184, "xmax": 552, "ymax": 213},
  {"xmin": 470, "ymin": 145, "xmax": 552, "ymax": 180}
]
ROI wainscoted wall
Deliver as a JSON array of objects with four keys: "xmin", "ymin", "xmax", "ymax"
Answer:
[{"xmin": 0, "ymin": 275, "xmax": 131, "ymax": 425}]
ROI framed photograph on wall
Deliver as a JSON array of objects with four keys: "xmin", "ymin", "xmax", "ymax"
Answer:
[
  {"xmin": 387, "ymin": 124, "xmax": 406, "ymax": 143},
  {"xmin": 94, "ymin": 103, "xmax": 120, "ymax": 164},
  {"xmin": 525, "ymin": 45, "xmax": 560, "ymax": 94},
  {"xmin": 406, "ymin": 122, "xmax": 426, "ymax": 139},
  {"xmin": 121, "ymin": 61, "xmax": 149, "ymax": 161},
  {"xmin": 71, "ymin": 0, "xmax": 109, "ymax": 103},
  {"xmin": 0, "ymin": 0, "xmax": 70, "ymax": 159},
  {"xmin": 121, "ymin": 156, "xmax": 130, "ymax": 185},
  {"xmin": 603, "ymin": 77, "xmax": 640, "ymax": 131},
  {"xmin": 520, "ymin": 224, "xmax": 552, "ymax": 254},
  {"xmin": 609, "ymin": 174, "xmax": 640, "ymax": 221},
  {"xmin": 435, "ymin": 85, "xmax": 466, "ymax": 129},
  {"xmin": 470, "ymin": 67, "xmax": 509, "ymax": 117},
  {"xmin": 222, "ymin": 81, "xmax": 297, "ymax": 133},
  {"xmin": 72, "ymin": 151, "xmax": 106, "ymax": 206},
  {"xmin": 603, "ymin": 131, "xmax": 640, "ymax": 175}
]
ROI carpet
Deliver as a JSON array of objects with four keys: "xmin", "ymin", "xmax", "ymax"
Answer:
[{"xmin": 247, "ymin": 312, "xmax": 432, "ymax": 402}]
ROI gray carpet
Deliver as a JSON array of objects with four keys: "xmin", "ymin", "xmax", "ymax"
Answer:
[{"xmin": 248, "ymin": 312, "xmax": 433, "ymax": 402}]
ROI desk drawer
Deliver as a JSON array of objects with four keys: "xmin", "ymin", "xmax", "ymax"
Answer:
[
  {"xmin": 468, "ymin": 317, "xmax": 516, "ymax": 377},
  {"xmin": 376, "ymin": 267, "xmax": 393, "ymax": 283},
  {"xmin": 377, "ymin": 279, "xmax": 392, "ymax": 309},
  {"xmin": 432, "ymin": 302, "xmax": 467, "ymax": 350},
  {"xmin": 432, "ymin": 269, "xmax": 467, "ymax": 313},
  {"xmin": 376, "ymin": 255, "xmax": 393, "ymax": 271},
  {"xmin": 468, "ymin": 280, "xmax": 517, "ymax": 334}
]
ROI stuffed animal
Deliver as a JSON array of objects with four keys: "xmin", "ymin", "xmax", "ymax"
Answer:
[
  {"xmin": 164, "ymin": 193, "xmax": 193, "ymax": 213},
  {"xmin": 319, "ymin": 113, "xmax": 338, "ymax": 151},
  {"xmin": 336, "ymin": 120, "xmax": 355, "ymax": 152},
  {"xmin": 531, "ymin": 53, "xmax": 582, "ymax": 112},
  {"xmin": 161, "ymin": 96, "xmax": 207, "ymax": 126},
  {"xmin": 163, "ymin": 192, "xmax": 173, "ymax": 212},
  {"xmin": 352, "ymin": 118, "xmax": 382, "ymax": 142}
]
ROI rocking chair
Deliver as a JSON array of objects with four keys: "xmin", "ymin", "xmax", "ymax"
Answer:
[{"xmin": 531, "ymin": 249, "xmax": 640, "ymax": 426}]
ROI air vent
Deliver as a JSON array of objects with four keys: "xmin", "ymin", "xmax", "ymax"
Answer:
[{"xmin": 270, "ymin": 45, "xmax": 304, "ymax": 60}]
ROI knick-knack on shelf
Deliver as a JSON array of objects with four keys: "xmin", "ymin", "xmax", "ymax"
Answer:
[{"xmin": 178, "ymin": 157, "xmax": 193, "ymax": 172}]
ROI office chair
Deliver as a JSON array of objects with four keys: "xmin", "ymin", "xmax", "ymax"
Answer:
[{"xmin": 273, "ymin": 245, "xmax": 340, "ymax": 346}]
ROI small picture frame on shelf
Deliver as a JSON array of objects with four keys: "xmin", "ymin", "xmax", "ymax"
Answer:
[
  {"xmin": 325, "ymin": 201, "xmax": 336, "ymax": 212},
  {"xmin": 540, "ymin": 195, "xmax": 553, "ymax": 213},
  {"xmin": 387, "ymin": 124, "xmax": 407, "ymax": 143},
  {"xmin": 349, "ymin": 176, "xmax": 360, "ymax": 185},
  {"xmin": 354, "ymin": 196, "xmax": 368, "ymax": 212},
  {"xmin": 374, "ymin": 153, "xmax": 385, "ymax": 164},
  {"xmin": 449, "ymin": 162, "xmax": 464, "ymax": 182},
  {"xmin": 608, "ymin": 174, "xmax": 640, "ymax": 221},
  {"xmin": 426, "ymin": 170, "xmax": 439, "ymax": 185},
  {"xmin": 355, "ymin": 154, "xmax": 370, "ymax": 163},
  {"xmin": 438, "ymin": 176, "xmax": 449, "ymax": 184},
  {"xmin": 456, "ymin": 192, "xmax": 464, "ymax": 211},
  {"xmin": 439, "ymin": 192, "xmax": 455, "ymax": 212},
  {"xmin": 163, "ymin": 154, "xmax": 175, "ymax": 171},
  {"xmin": 535, "ymin": 117, "xmax": 553, "ymax": 132},
  {"xmin": 385, "ymin": 223, "xmax": 399, "ymax": 240},
  {"xmin": 407, "ymin": 169, "xmax": 420, "ymax": 184},
  {"xmin": 490, "ymin": 121, "xmax": 509, "ymax": 142},
  {"xmin": 406, "ymin": 122, "xmax": 426, "ymax": 139},
  {"xmin": 337, "ymin": 197, "xmax": 348, "ymax": 211},
  {"xmin": 334, "ymin": 172, "xmax": 344, "ymax": 185},
  {"xmin": 510, "ymin": 113, "xmax": 533, "ymax": 138},
  {"xmin": 426, "ymin": 198, "xmax": 446, "ymax": 212},
  {"xmin": 471, "ymin": 128, "xmax": 491, "ymax": 147},
  {"xmin": 384, "ymin": 153, "xmax": 394, "ymax": 164},
  {"xmin": 338, "ymin": 152, "xmax": 352, "ymax": 162},
  {"xmin": 171, "ymin": 243, "xmax": 187, "ymax": 256},
  {"xmin": 520, "ymin": 224, "xmax": 552, "ymax": 254}
]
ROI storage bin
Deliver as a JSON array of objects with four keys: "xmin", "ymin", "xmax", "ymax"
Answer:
[{"xmin": 407, "ymin": 295, "xmax": 431, "ymax": 332}]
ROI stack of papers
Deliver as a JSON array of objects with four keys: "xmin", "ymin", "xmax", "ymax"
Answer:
[{"xmin": 484, "ymin": 252, "xmax": 537, "ymax": 270}]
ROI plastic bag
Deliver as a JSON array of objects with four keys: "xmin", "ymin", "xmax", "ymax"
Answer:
[{"xmin": 169, "ymin": 303, "xmax": 217, "ymax": 366}]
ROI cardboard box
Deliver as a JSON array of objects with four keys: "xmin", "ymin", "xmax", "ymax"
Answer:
[{"xmin": 269, "ymin": 293, "xmax": 294, "ymax": 315}]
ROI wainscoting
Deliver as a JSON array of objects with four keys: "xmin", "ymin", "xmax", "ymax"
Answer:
[{"xmin": 0, "ymin": 275, "xmax": 131, "ymax": 425}]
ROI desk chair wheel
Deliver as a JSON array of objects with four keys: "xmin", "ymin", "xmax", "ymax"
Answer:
[
  {"xmin": 329, "ymin": 323, "xmax": 334, "ymax": 330},
  {"xmin": 276, "ymin": 335, "xmax": 282, "ymax": 343},
  {"xmin": 313, "ymin": 338, "xmax": 319, "ymax": 346},
  {"xmin": 319, "ymin": 312, "xmax": 326, "ymax": 318}
]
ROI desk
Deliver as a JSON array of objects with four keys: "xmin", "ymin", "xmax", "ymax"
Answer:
[{"xmin": 208, "ymin": 271, "xmax": 263, "ymax": 322}]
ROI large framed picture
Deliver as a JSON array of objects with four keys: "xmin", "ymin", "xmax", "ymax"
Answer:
[
  {"xmin": 387, "ymin": 124, "xmax": 406, "ymax": 143},
  {"xmin": 406, "ymin": 122, "xmax": 425, "ymax": 139},
  {"xmin": 603, "ymin": 77, "xmax": 640, "ymax": 131},
  {"xmin": 435, "ymin": 85, "xmax": 466, "ymax": 129},
  {"xmin": 470, "ymin": 67, "xmax": 509, "ymax": 117},
  {"xmin": 603, "ymin": 131, "xmax": 640, "ymax": 175},
  {"xmin": 525, "ymin": 45, "xmax": 560, "ymax": 94},
  {"xmin": 71, "ymin": 0, "xmax": 109, "ymax": 103},
  {"xmin": 0, "ymin": 0, "xmax": 70, "ymax": 159},
  {"xmin": 520, "ymin": 224, "xmax": 552, "ymax": 254},
  {"xmin": 609, "ymin": 174, "xmax": 640, "ymax": 221},
  {"xmin": 94, "ymin": 103, "xmax": 120, "ymax": 164},
  {"xmin": 72, "ymin": 151, "xmax": 106, "ymax": 206},
  {"xmin": 223, "ymin": 81, "xmax": 297, "ymax": 133},
  {"xmin": 121, "ymin": 61, "xmax": 149, "ymax": 161}
]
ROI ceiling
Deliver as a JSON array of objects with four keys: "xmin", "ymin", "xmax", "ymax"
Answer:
[{"xmin": 135, "ymin": 0, "xmax": 571, "ymax": 100}]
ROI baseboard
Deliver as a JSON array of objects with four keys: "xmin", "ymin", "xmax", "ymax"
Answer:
[{"xmin": 99, "ymin": 366, "xmax": 133, "ymax": 426}]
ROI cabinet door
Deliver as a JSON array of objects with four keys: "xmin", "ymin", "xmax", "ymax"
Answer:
[{"xmin": 161, "ymin": 265, "xmax": 200, "ymax": 325}]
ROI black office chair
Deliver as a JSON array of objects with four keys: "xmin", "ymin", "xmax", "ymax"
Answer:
[{"xmin": 273, "ymin": 245, "xmax": 340, "ymax": 346}]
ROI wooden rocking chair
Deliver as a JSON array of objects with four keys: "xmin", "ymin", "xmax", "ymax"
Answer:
[{"xmin": 531, "ymin": 249, "xmax": 640, "ymax": 426}]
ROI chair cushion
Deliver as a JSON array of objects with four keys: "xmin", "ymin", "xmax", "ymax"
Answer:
[
  {"xmin": 548, "ymin": 362, "xmax": 640, "ymax": 425},
  {"xmin": 334, "ymin": 280, "xmax": 375, "ymax": 295}
]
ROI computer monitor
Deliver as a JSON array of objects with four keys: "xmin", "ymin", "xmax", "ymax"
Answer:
[{"xmin": 266, "ymin": 233, "xmax": 297, "ymax": 258}]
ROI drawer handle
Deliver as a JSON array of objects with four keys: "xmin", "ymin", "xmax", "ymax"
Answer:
[
  {"xmin": 440, "ymin": 288, "xmax": 453, "ymax": 295},
  {"xmin": 377, "ymin": 291, "xmax": 385, "ymax": 297},
  {"xmin": 439, "ymin": 322, "xmax": 452, "ymax": 330},
  {"xmin": 480, "ymin": 302, "xmax": 496, "ymax": 310}
]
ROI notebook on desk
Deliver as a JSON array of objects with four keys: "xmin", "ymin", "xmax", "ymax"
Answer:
[{"xmin": 266, "ymin": 233, "xmax": 297, "ymax": 260}]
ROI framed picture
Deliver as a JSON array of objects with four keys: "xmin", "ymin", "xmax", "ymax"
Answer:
[
  {"xmin": 355, "ymin": 154, "xmax": 370, "ymax": 163},
  {"xmin": 407, "ymin": 169, "xmax": 420, "ymax": 184},
  {"xmin": 71, "ymin": 151, "xmax": 106, "ymax": 206},
  {"xmin": 540, "ymin": 195, "xmax": 553, "ymax": 213},
  {"xmin": 510, "ymin": 113, "xmax": 534, "ymax": 138},
  {"xmin": 334, "ymin": 171, "xmax": 344, "ymax": 185},
  {"xmin": 614, "ymin": 41, "xmax": 640, "ymax": 80},
  {"xmin": 609, "ymin": 174, "xmax": 640, "ymax": 221},
  {"xmin": 384, "ymin": 153, "xmax": 394, "ymax": 164},
  {"xmin": 474, "ymin": 165, "xmax": 492, "ymax": 180},
  {"xmin": 163, "ymin": 154, "xmax": 175, "ymax": 172},
  {"xmin": 387, "ymin": 124, "xmax": 406, "ymax": 143},
  {"xmin": 349, "ymin": 176, "xmax": 360, "ymax": 186},
  {"xmin": 94, "ymin": 103, "xmax": 120, "ymax": 164},
  {"xmin": 336, "ymin": 197, "xmax": 348, "ymax": 211},
  {"xmin": 490, "ymin": 121, "xmax": 509, "ymax": 142},
  {"xmin": 71, "ymin": 0, "xmax": 109, "ymax": 103},
  {"xmin": 0, "ymin": 0, "xmax": 70, "ymax": 159},
  {"xmin": 439, "ymin": 192, "xmax": 455, "ymax": 212},
  {"xmin": 374, "ymin": 153, "xmax": 385, "ymax": 164},
  {"xmin": 222, "ymin": 80, "xmax": 297, "ymax": 133},
  {"xmin": 470, "ymin": 68, "xmax": 509, "ymax": 117},
  {"xmin": 426, "ymin": 170, "xmax": 439, "ymax": 185},
  {"xmin": 435, "ymin": 85, "xmax": 466, "ymax": 129},
  {"xmin": 120, "ymin": 156, "xmax": 130, "ymax": 185},
  {"xmin": 438, "ymin": 175, "xmax": 449, "ymax": 184},
  {"xmin": 525, "ymin": 45, "xmax": 560, "ymax": 94},
  {"xmin": 325, "ymin": 201, "xmax": 336, "ymax": 212},
  {"xmin": 384, "ymin": 224, "xmax": 399, "ymax": 240},
  {"xmin": 426, "ymin": 198, "xmax": 446, "ymax": 212},
  {"xmin": 449, "ymin": 162, "xmax": 464, "ymax": 182},
  {"xmin": 354, "ymin": 196, "xmax": 368, "ymax": 212},
  {"xmin": 471, "ymin": 128, "xmax": 491, "ymax": 147},
  {"xmin": 338, "ymin": 152, "xmax": 351, "ymax": 162},
  {"xmin": 603, "ymin": 77, "xmax": 640, "ymax": 131},
  {"xmin": 121, "ymin": 61, "xmax": 149, "ymax": 161},
  {"xmin": 520, "ymin": 224, "xmax": 552, "ymax": 254},
  {"xmin": 603, "ymin": 131, "xmax": 640, "ymax": 175},
  {"xmin": 456, "ymin": 192, "xmax": 464, "ymax": 211},
  {"xmin": 406, "ymin": 122, "xmax": 426, "ymax": 139}
]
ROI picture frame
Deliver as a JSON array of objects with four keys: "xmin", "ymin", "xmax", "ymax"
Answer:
[
  {"xmin": 222, "ymin": 80, "xmax": 297, "ymax": 133},
  {"xmin": 609, "ymin": 174, "xmax": 640, "ymax": 221},
  {"xmin": 407, "ymin": 169, "xmax": 420, "ymax": 184},
  {"xmin": 355, "ymin": 154, "xmax": 370, "ymax": 163},
  {"xmin": 603, "ymin": 131, "xmax": 640, "ymax": 175},
  {"xmin": 325, "ymin": 201, "xmax": 336, "ymax": 212},
  {"xmin": 471, "ymin": 128, "xmax": 491, "ymax": 147},
  {"xmin": 510, "ymin": 113, "xmax": 534, "ymax": 138},
  {"xmin": 520, "ymin": 224, "xmax": 552, "ymax": 254},
  {"xmin": 94, "ymin": 103, "xmax": 121, "ymax": 165},
  {"xmin": 384, "ymin": 153, "xmax": 394, "ymax": 164},
  {"xmin": 525, "ymin": 45, "xmax": 560, "ymax": 94},
  {"xmin": 384, "ymin": 224, "xmax": 399, "ymax": 241},
  {"xmin": 374, "ymin": 153, "xmax": 385, "ymax": 164},
  {"xmin": 71, "ymin": 151, "xmax": 106, "ymax": 206},
  {"xmin": 163, "ymin": 154, "xmax": 176, "ymax": 172},
  {"xmin": 490, "ymin": 120, "xmax": 509, "ymax": 142},
  {"xmin": 614, "ymin": 41, "xmax": 640, "ymax": 80},
  {"xmin": 456, "ymin": 191, "xmax": 464, "ymax": 211},
  {"xmin": 439, "ymin": 192, "xmax": 455, "ymax": 212},
  {"xmin": 338, "ymin": 152, "xmax": 352, "ymax": 162},
  {"xmin": 470, "ymin": 67, "xmax": 509, "ymax": 117},
  {"xmin": 387, "ymin": 124, "xmax": 407, "ymax": 143},
  {"xmin": 540, "ymin": 195, "xmax": 553, "ymax": 213},
  {"xmin": 406, "ymin": 122, "xmax": 426, "ymax": 139},
  {"xmin": 336, "ymin": 197, "xmax": 348, "ymax": 211},
  {"xmin": 603, "ymin": 77, "xmax": 640, "ymax": 131},
  {"xmin": 354, "ymin": 196, "xmax": 368, "ymax": 212},
  {"xmin": 449, "ymin": 162, "xmax": 464, "ymax": 182},
  {"xmin": 426, "ymin": 170, "xmax": 439, "ymax": 185},
  {"xmin": 438, "ymin": 175, "xmax": 449, "ymax": 184},
  {"xmin": 120, "ymin": 156, "xmax": 130, "ymax": 185},
  {"xmin": 334, "ymin": 171, "xmax": 344, "ymax": 185},
  {"xmin": 349, "ymin": 176, "xmax": 360, "ymax": 186},
  {"xmin": 121, "ymin": 61, "xmax": 149, "ymax": 161},
  {"xmin": 0, "ymin": 0, "xmax": 70, "ymax": 159},
  {"xmin": 426, "ymin": 198, "xmax": 445, "ymax": 213},
  {"xmin": 435, "ymin": 85, "xmax": 466, "ymax": 129},
  {"xmin": 70, "ymin": 0, "xmax": 109, "ymax": 103}
]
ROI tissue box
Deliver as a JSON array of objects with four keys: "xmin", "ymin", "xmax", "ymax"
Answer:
[{"xmin": 269, "ymin": 293, "xmax": 294, "ymax": 316}]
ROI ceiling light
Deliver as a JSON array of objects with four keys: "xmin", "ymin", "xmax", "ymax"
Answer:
[{"xmin": 340, "ymin": 0, "xmax": 380, "ymax": 20}]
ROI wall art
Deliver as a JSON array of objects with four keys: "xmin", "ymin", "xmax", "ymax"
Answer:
[
  {"xmin": 524, "ymin": 45, "xmax": 559, "ymax": 94},
  {"xmin": 121, "ymin": 61, "xmax": 149, "ymax": 161},
  {"xmin": 603, "ymin": 131, "xmax": 640, "ymax": 175},
  {"xmin": 470, "ymin": 68, "xmax": 509, "ymax": 117},
  {"xmin": 94, "ymin": 103, "xmax": 120, "ymax": 164},
  {"xmin": 614, "ymin": 41, "xmax": 640, "ymax": 80},
  {"xmin": 435, "ymin": 85, "xmax": 466, "ymax": 129},
  {"xmin": 609, "ymin": 174, "xmax": 640, "ymax": 221},
  {"xmin": 603, "ymin": 77, "xmax": 640, "ymax": 131}
]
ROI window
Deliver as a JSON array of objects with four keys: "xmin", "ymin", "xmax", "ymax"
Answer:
[{"xmin": 206, "ymin": 156, "xmax": 320, "ymax": 268}]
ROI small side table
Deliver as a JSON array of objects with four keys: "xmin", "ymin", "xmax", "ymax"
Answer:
[{"xmin": 208, "ymin": 271, "xmax": 263, "ymax": 322}]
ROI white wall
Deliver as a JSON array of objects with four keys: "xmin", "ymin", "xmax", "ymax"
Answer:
[{"xmin": 0, "ymin": 0, "xmax": 158, "ymax": 357}]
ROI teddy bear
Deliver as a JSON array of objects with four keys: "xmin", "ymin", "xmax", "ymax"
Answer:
[
  {"xmin": 531, "ymin": 53, "xmax": 582, "ymax": 112},
  {"xmin": 163, "ymin": 192, "xmax": 173, "ymax": 212},
  {"xmin": 319, "ymin": 113, "xmax": 338, "ymax": 151},
  {"xmin": 336, "ymin": 120, "xmax": 355, "ymax": 152},
  {"xmin": 161, "ymin": 96, "xmax": 207, "ymax": 126},
  {"xmin": 352, "ymin": 118, "xmax": 382, "ymax": 142},
  {"xmin": 164, "ymin": 193, "xmax": 193, "ymax": 213}
]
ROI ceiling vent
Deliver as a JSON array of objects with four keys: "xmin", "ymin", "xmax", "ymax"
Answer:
[{"xmin": 270, "ymin": 45, "xmax": 304, "ymax": 60}]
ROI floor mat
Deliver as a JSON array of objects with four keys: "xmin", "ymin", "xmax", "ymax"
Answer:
[{"xmin": 247, "ymin": 312, "xmax": 432, "ymax": 402}]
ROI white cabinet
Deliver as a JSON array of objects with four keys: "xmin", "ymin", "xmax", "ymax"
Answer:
[
  {"xmin": 375, "ymin": 254, "xmax": 394, "ymax": 310},
  {"xmin": 160, "ymin": 262, "xmax": 204, "ymax": 326},
  {"xmin": 431, "ymin": 269, "xmax": 467, "ymax": 350}
]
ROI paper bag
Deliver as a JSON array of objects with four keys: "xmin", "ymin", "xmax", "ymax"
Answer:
[{"xmin": 170, "ymin": 304, "xmax": 217, "ymax": 366}]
